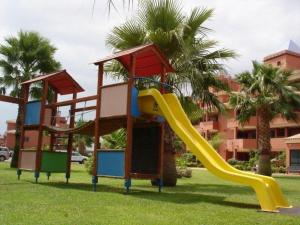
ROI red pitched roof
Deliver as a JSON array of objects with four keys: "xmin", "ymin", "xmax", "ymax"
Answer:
[
  {"xmin": 94, "ymin": 43, "xmax": 175, "ymax": 77},
  {"xmin": 22, "ymin": 70, "xmax": 84, "ymax": 95}
]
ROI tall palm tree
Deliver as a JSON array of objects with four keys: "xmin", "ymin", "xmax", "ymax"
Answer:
[
  {"xmin": 102, "ymin": 128, "xmax": 126, "ymax": 149},
  {"xmin": 230, "ymin": 61, "xmax": 300, "ymax": 176},
  {"xmin": 73, "ymin": 119, "xmax": 93, "ymax": 155},
  {"xmin": 106, "ymin": 0, "xmax": 236, "ymax": 185},
  {"xmin": 0, "ymin": 31, "xmax": 61, "ymax": 167}
]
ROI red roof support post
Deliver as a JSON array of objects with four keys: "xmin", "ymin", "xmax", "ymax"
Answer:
[
  {"xmin": 17, "ymin": 84, "xmax": 29, "ymax": 179},
  {"xmin": 92, "ymin": 63, "xmax": 104, "ymax": 191},
  {"xmin": 125, "ymin": 54, "xmax": 136, "ymax": 192},
  {"xmin": 66, "ymin": 92, "xmax": 77, "ymax": 183},
  {"xmin": 35, "ymin": 80, "xmax": 48, "ymax": 183}
]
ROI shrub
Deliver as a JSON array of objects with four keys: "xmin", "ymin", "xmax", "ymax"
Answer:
[
  {"xmin": 85, "ymin": 156, "xmax": 94, "ymax": 175},
  {"xmin": 176, "ymin": 153, "xmax": 193, "ymax": 178},
  {"xmin": 279, "ymin": 166, "xmax": 286, "ymax": 173},
  {"xmin": 233, "ymin": 164, "xmax": 243, "ymax": 170},
  {"xmin": 227, "ymin": 158, "xmax": 238, "ymax": 165},
  {"xmin": 176, "ymin": 167, "xmax": 192, "ymax": 178}
]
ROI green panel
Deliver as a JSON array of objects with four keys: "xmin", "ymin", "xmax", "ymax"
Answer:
[{"xmin": 41, "ymin": 151, "xmax": 68, "ymax": 173}]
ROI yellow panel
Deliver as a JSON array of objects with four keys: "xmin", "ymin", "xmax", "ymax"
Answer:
[{"xmin": 138, "ymin": 88, "xmax": 291, "ymax": 212}]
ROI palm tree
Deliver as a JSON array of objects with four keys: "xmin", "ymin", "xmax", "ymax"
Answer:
[
  {"xmin": 102, "ymin": 128, "xmax": 126, "ymax": 149},
  {"xmin": 0, "ymin": 31, "xmax": 61, "ymax": 167},
  {"xmin": 73, "ymin": 119, "xmax": 93, "ymax": 155},
  {"xmin": 106, "ymin": 0, "xmax": 236, "ymax": 185},
  {"xmin": 229, "ymin": 61, "xmax": 300, "ymax": 176}
]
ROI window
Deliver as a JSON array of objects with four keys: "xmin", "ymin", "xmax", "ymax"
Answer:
[
  {"xmin": 277, "ymin": 61, "xmax": 281, "ymax": 66},
  {"xmin": 276, "ymin": 128, "xmax": 285, "ymax": 137},
  {"xmin": 288, "ymin": 128, "xmax": 300, "ymax": 137},
  {"xmin": 290, "ymin": 150, "xmax": 300, "ymax": 166},
  {"xmin": 271, "ymin": 129, "xmax": 275, "ymax": 138}
]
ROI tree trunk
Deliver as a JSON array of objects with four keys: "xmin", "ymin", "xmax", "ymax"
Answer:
[
  {"xmin": 257, "ymin": 108, "xmax": 272, "ymax": 176},
  {"xmin": 78, "ymin": 141, "xmax": 86, "ymax": 156},
  {"xmin": 151, "ymin": 123, "xmax": 177, "ymax": 186},
  {"xmin": 11, "ymin": 105, "xmax": 23, "ymax": 168},
  {"xmin": 162, "ymin": 123, "xmax": 177, "ymax": 186}
]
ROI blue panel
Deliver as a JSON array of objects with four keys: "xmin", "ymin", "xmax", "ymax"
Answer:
[
  {"xmin": 97, "ymin": 150, "xmax": 125, "ymax": 177},
  {"xmin": 25, "ymin": 101, "xmax": 41, "ymax": 125},
  {"xmin": 131, "ymin": 87, "xmax": 141, "ymax": 117}
]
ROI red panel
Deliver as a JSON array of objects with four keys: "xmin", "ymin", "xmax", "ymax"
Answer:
[
  {"xmin": 94, "ymin": 44, "xmax": 174, "ymax": 77},
  {"xmin": 21, "ymin": 70, "xmax": 84, "ymax": 95}
]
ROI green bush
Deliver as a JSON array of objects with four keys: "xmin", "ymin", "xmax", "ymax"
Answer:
[
  {"xmin": 233, "ymin": 165, "xmax": 243, "ymax": 170},
  {"xmin": 228, "ymin": 158, "xmax": 251, "ymax": 171},
  {"xmin": 227, "ymin": 158, "xmax": 238, "ymax": 165},
  {"xmin": 176, "ymin": 152, "xmax": 201, "ymax": 168},
  {"xmin": 279, "ymin": 166, "xmax": 286, "ymax": 173},
  {"xmin": 176, "ymin": 167, "xmax": 192, "ymax": 178},
  {"xmin": 85, "ymin": 156, "xmax": 94, "ymax": 175}
]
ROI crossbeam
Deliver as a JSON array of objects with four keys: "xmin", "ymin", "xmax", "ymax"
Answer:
[
  {"xmin": 46, "ymin": 95, "xmax": 97, "ymax": 108},
  {"xmin": 0, "ymin": 95, "xmax": 23, "ymax": 104},
  {"xmin": 72, "ymin": 106, "xmax": 96, "ymax": 113}
]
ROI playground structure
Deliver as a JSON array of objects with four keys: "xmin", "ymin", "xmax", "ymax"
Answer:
[{"xmin": 1, "ymin": 43, "xmax": 292, "ymax": 212}]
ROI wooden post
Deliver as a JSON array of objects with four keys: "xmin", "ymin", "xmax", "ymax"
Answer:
[
  {"xmin": 17, "ymin": 84, "xmax": 29, "ymax": 179},
  {"xmin": 49, "ymin": 92, "xmax": 58, "ymax": 152},
  {"xmin": 66, "ymin": 92, "xmax": 77, "ymax": 183},
  {"xmin": 92, "ymin": 63, "xmax": 104, "ymax": 190},
  {"xmin": 124, "ymin": 54, "xmax": 136, "ymax": 191},
  {"xmin": 35, "ymin": 80, "xmax": 48, "ymax": 182},
  {"xmin": 158, "ymin": 66, "xmax": 166, "ymax": 191}
]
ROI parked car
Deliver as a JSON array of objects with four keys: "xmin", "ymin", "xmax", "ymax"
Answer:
[
  {"xmin": 71, "ymin": 152, "xmax": 88, "ymax": 164},
  {"xmin": 0, "ymin": 147, "xmax": 10, "ymax": 161}
]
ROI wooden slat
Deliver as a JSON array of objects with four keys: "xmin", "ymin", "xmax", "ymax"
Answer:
[
  {"xmin": 125, "ymin": 54, "xmax": 136, "ymax": 180},
  {"xmin": 73, "ymin": 106, "xmax": 96, "ymax": 113},
  {"xmin": 36, "ymin": 80, "xmax": 48, "ymax": 172},
  {"xmin": 47, "ymin": 95, "xmax": 97, "ymax": 108},
  {"xmin": 93, "ymin": 64, "xmax": 104, "ymax": 177},
  {"xmin": 0, "ymin": 95, "xmax": 23, "ymax": 104}
]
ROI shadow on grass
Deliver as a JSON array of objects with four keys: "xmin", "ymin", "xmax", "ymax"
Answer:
[
  {"xmin": 38, "ymin": 181, "xmax": 259, "ymax": 210},
  {"xmin": 274, "ymin": 175, "xmax": 300, "ymax": 180}
]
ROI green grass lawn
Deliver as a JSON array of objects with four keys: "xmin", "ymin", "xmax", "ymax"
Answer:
[{"xmin": 0, "ymin": 162, "xmax": 300, "ymax": 225}]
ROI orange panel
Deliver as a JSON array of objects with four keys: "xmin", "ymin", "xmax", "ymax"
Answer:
[
  {"xmin": 20, "ymin": 151, "xmax": 36, "ymax": 170},
  {"xmin": 100, "ymin": 84, "xmax": 128, "ymax": 118}
]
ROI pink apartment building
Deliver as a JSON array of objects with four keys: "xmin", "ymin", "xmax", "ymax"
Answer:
[{"xmin": 196, "ymin": 40, "xmax": 300, "ymax": 168}]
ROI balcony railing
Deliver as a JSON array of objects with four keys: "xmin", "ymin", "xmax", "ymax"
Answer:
[
  {"xmin": 227, "ymin": 117, "xmax": 257, "ymax": 129},
  {"xmin": 271, "ymin": 138, "xmax": 287, "ymax": 151},
  {"xmin": 271, "ymin": 113, "xmax": 300, "ymax": 128},
  {"xmin": 198, "ymin": 121, "xmax": 219, "ymax": 131},
  {"xmin": 227, "ymin": 139, "xmax": 257, "ymax": 152},
  {"xmin": 226, "ymin": 138, "xmax": 287, "ymax": 152}
]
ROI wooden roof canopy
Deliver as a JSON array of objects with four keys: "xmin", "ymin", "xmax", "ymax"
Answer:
[
  {"xmin": 93, "ymin": 43, "xmax": 175, "ymax": 77},
  {"xmin": 22, "ymin": 70, "xmax": 84, "ymax": 95}
]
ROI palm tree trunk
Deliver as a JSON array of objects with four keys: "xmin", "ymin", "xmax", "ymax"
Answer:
[
  {"xmin": 162, "ymin": 123, "xmax": 177, "ymax": 186},
  {"xmin": 11, "ymin": 105, "xmax": 22, "ymax": 168},
  {"xmin": 257, "ymin": 108, "xmax": 272, "ymax": 176},
  {"xmin": 78, "ymin": 141, "xmax": 86, "ymax": 156}
]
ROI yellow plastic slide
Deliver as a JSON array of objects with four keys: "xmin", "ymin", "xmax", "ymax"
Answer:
[{"xmin": 138, "ymin": 88, "xmax": 291, "ymax": 212}]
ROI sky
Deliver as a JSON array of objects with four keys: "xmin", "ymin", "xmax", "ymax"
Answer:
[{"xmin": 0, "ymin": 0, "xmax": 300, "ymax": 133}]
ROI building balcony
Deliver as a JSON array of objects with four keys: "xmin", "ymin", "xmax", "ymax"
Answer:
[
  {"xmin": 271, "ymin": 113, "xmax": 300, "ymax": 128},
  {"xmin": 227, "ymin": 116, "xmax": 257, "ymax": 129},
  {"xmin": 198, "ymin": 121, "xmax": 219, "ymax": 131},
  {"xmin": 271, "ymin": 138, "xmax": 287, "ymax": 151},
  {"xmin": 227, "ymin": 139, "xmax": 257, "ymax": 152},
  {"xmin": 226, "ymin": 138, "xmax": 287, "ymax": 153}
]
